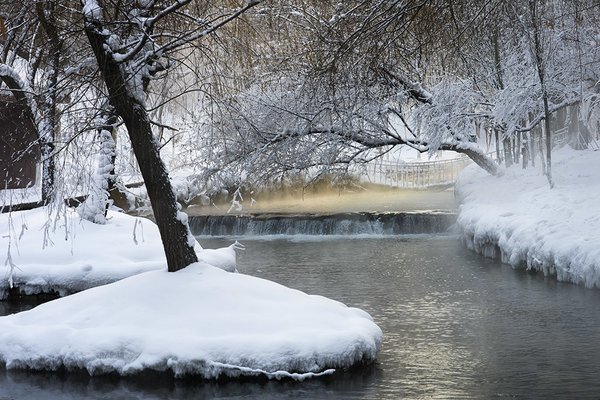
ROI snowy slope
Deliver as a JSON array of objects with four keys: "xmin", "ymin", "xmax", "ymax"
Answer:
[
  {"xmin": 0, "ymin": 262, "xmax": 382, "ymax": 379},
  {"xmin": 456, "ymin": 148, "xmax": 600, "ymax": 288}
]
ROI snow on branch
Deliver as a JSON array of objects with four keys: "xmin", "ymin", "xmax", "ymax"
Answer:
[
  {"xmin": 377, "ymin": 67, "xmax": 433, "ymax": 105},
  {"xmin": 112, "ymin": 0, "xmax": 193, "ymax": 64},
  {"xmin": 515, "ymin": 98, "xmax": 581, "ymax": 133},
  {"xmin": 82, "ymin": 0, "xmax": 102, "ymax": 20}
]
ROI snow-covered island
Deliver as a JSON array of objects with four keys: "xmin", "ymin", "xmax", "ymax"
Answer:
[
  {"xmin": 456, "ymin": 148, "xmax": 600, "ymax": 288},
  {"xmin": 0, "ymin": 207, "xmax": 382, "ymax": 379}
]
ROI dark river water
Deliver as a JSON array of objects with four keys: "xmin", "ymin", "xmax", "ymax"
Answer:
[{"xmin": 2, "ymin": 235, "xmax": 600, "ymax": 399}]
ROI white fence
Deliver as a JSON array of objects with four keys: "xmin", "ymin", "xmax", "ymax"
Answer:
[{"xmin": 362, "ymin": 156, "xmax": 473, "ymax": 189}]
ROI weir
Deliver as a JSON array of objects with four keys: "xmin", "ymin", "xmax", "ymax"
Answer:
[{"xmin": 188, "ymin": 211, "xmax": 456, "ymax": 236}]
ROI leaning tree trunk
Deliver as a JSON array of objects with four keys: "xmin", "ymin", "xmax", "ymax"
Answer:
[
  {"xmin": 457, "ymin": 148, "xmax": 499, "ymax": 176},
  {"xmin": 84, "ymin": 22, "xmax": 198, "ymax": 272}
]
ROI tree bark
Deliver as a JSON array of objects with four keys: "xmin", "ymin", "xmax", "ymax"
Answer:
[
  {"xmin": 450, "ymin": 146, "xmax": 499, "ymax": 176},
  {"xmin": 84, "ymin": 20, "xmax": 198, "ymax": 272},
  {"xmin": 522, "ymin": 132, "xmax": 529, "ymax": 169},
  {"xmin": 36, "ymin": 2, "xmax": 62, "ymax": 205},
  {"xmin": 542, "ymin": 94, "xmax": 553, "ymax": 186},
  {"xmin": 503, "ymin": 137, "xmax": 513, "ymax": 167}
]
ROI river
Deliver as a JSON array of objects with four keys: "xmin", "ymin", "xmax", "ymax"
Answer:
[{"xmin": 2, "ymin": 233, "xmax": 600, "ymax": 399}]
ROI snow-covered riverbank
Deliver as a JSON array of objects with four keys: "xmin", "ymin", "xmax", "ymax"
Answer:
[
  {"xmin": 456, "ymin": 148, "xmax": 600, "ymax": 288},
  {"xmin": 0, "ymin": 207, "xmax": 382, "ymax": 378},
  {"xmin": 0, "ymin": 207, "xmax": 237, "ymax": 298}
]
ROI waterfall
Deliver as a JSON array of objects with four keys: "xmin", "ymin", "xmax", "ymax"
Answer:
[{"xmin": 189, "ymin": 212, "xmax": 456, "ymax": 237}]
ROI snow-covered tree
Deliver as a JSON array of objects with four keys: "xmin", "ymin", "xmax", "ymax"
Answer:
[
  {"xmin": 194, "ymin": 0, "xmax": 600, "ymax": 188},
  {"xmin": 81, "ymin": 0, "xmax": 261, "ymax": 271},
  {"xmin": 196, "ymin": 1, "xmax": 502, "ymax": 185}
]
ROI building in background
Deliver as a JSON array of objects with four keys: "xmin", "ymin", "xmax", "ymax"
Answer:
[{"xmin": 0, "ymin": 96, "xmax": 39, "ymax": 190}]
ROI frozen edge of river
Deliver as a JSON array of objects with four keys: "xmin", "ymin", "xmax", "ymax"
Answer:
[{"xmin": 456, "ymin": 148, "xmax": 600, "ymax": 289}]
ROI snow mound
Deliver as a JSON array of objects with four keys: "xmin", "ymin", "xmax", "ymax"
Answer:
[
  {"xmin": 197, "ymin": 241, "xmax": 243, "ymax": 273},
  {"xmin": 0, "ymin": 263, "xmax": 382, "ymax": 379},
  {"xmin": 0, "ymin": 207, "xmax": 239, "ymax": 298},
  {"xmin": 456, "ymin": 148, "xmax": 600, "ymax": 288}
]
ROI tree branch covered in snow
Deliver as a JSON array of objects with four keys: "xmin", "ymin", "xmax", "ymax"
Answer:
[
  {"xmin": 188, "ymin": 0, "xmax": 600, "ymax": 187},
  {"xmin": 201, "ymin": 69, "xmax": 499, "ymax": 185}
]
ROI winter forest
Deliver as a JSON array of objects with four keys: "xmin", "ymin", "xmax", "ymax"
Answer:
[{"xmin": 2, "ymin": 0, "xmax": 600, "ymax": 398}]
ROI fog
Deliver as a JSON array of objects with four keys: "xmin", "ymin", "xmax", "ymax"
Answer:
[{"xmin": 186, "ymin": 188, "xmax": 456, "ymax": 216}]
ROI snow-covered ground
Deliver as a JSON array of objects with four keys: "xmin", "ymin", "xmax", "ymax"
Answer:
[
  {"xmin": 456, "ymin": 148, "xmax": 600, "ymax": 288},
  {"xmin": 0, "ymin": 207, "xmax": 382, "ymax": 379},
  {"xmin": 0, "ymin": 207, "xmax": 236, "ymax": 298},
  {"xmin": 0, "ymin": 262, "xmax": 382, "ymax": 379}
]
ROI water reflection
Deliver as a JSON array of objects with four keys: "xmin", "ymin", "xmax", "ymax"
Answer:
[
  {"xmin": 224, "ymin": 236, "xmax": 600, "ymax": 399},
  {"xmin": 0, "ymin": 365, "xmax": 382, "ymax": 400}
]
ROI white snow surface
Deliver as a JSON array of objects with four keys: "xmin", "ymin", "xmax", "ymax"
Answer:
[
  {"xmin": 456, "ymin": 148, "xmax": 600, "ymax": 288},
  {"xmin": 0, "ymin": 207, "xmax": 381, "ymax": 378},
  {"xmin": 0, "ymin": 262, "xmax": 382, "ymax": 379},
  {"xmin": 0, "ymin": 207, "xmax": 237, "ymax": 298}
]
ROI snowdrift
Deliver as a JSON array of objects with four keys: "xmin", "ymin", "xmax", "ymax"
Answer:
[{"xmin": 456, "ymin": 148, "xmax": 600, "ymax": 288}]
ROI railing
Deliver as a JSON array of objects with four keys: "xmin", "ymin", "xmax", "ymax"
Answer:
[
  {"xmin": 362, "ymin": 156, "xmax": 473, "ymax": 189},
  {"xmin": 363, "ymin": 127, "xmax": 574, "ymax": 190}
]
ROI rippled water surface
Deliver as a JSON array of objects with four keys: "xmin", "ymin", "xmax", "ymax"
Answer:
[{"xmin": 3, "ymin": 236, "xmax": 600, "ymax": 399}]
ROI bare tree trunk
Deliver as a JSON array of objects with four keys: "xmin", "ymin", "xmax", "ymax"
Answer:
[
  {"xmin": 538, "ymin": 124, "xmax": 547, "ymax": 175},
  {"xmin": 529, "ymin": 121, "xmax": 536, "ymax": 167},
  {"xmin": 495, "ymin": 129, "xmax": 501, "ymax": 162},
  {"xmin": 515, "ymin": 133, "xmax": 521, "ymax": 164},
  {"xmin": 522, "ymin": 133, "xmax": 529, "ymax": 169},
  {"xmin": 503, "ymin": 137, "xmax": 513, "ymax": 167},
  {"xmin": 542, "ymin": 94, "xmax": 553, "ymax": 186},
  {"xmin": 530, "ymin": 0, "xmax": 553, "ymax": 187},
  {"xmin": 84, "ymin": 20, "xmax": 198, "ymax": 272}
]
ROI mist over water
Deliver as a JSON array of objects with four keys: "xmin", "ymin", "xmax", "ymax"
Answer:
[{"xmin": 186, "ymin": 188, "xmax": 456, "ymax": 215}]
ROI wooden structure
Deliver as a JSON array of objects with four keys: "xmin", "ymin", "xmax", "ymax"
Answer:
[{"xmin": 0, "ymin": 96, "xmax": 39, "ymax": 189}]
